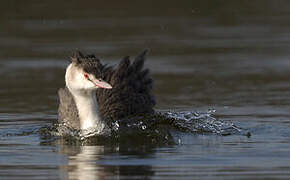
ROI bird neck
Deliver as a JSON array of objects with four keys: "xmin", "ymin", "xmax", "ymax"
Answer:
[{"xmin": 71, "ymin": 90, "xmax": 106, "ymax": 132}]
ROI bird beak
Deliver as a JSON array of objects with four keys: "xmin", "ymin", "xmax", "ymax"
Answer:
[{"xmin": 90, "ymin": 78, "xmax": 112, "ymax": 89}]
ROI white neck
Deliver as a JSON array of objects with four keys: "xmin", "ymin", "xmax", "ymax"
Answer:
[
  {"xmin": 72, "ymin": 90, "xmax": 106, "ymax": 132},
  {"xmin": 65, "ymin": 63, "xmax": 108, "ymax": 134}
]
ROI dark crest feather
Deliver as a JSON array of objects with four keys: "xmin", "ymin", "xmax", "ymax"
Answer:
[
  {"xmin": 71, "ymin": 51, "xmax": 86, "ymax": 64},
  {"xmin": 58, "ymin": 49, "xmax": 155, "ymax": 129},
  {"xmin": 70, "ymin": 51, "xmax": 104, "ymax": 78},
  {"xmin": 132, "ymin": 49, "xmax": 148, "ymax": 72}
]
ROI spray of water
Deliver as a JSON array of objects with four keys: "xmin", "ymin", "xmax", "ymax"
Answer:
[{"xmin": 35, "ymin": 110, "xmax": 251, "ymax": 144}]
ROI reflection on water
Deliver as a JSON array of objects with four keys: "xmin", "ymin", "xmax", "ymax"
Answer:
[
  {"xmin": 57, "ymin": 144, "xmax": 155, "ymax": 180},
  {"xmin": 63, "ymin": 146, "xmax": 106, "ymax": 180},
  {"xmin": 1, "ymin": 0, "xmax": 290, "ymax": 179}
]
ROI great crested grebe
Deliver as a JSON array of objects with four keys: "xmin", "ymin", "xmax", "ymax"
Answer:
[{"xmin": 57, "ymin": 50, "xmax": 155, "ymax": 133}]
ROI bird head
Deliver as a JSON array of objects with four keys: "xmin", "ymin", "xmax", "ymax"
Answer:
[{"xmin": 65, "ymin": 51, "xmax": 112, "ymax": 94}]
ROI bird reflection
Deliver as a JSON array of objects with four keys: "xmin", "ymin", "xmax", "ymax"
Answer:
[{"xmin": 57, "ymin": 143, "xmax": 155, "ymax": 180}]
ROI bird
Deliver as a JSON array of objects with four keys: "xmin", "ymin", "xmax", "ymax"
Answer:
[{"xmin": 57, "ymin": 50, "xmax": 156, "ymax": 134}]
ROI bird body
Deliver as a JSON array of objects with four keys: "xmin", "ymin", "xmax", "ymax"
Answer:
[{"xmin": 58, "ymin": 50, "xmax": 155, "ymax": 133}]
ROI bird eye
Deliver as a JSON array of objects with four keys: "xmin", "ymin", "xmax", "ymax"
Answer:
[
  {"xmin": 98, "ymin": 79, "xmax": 102, "ymax": 82},
  {"xmin": 84, "ymin": 74, "xmax": 89, "ymax": 79}
]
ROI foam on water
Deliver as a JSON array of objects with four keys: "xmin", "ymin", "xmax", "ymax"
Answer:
[
  {"xmin": 164, "ymin": 110, "xmax": 250, "ymax": 136},
  {"xmin": 0, "ymin": 110, "xmax": 250, "ymax": 145},
  {"xmin": 49, "ymin": 109, "xmax": 250, "ymax": 144}
]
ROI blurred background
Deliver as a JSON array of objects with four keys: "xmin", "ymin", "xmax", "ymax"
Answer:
[
  {"xmin": 1, "ymin": 1, "xmax": 290, "ymax": 179},
  {"xmin": 2, "ymin": 0, "xmax": 290, "ymax": 111}
]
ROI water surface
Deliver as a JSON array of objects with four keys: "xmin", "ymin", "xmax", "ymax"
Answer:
[{"xmin": 1, "ymin": 1, "xmax": 290, "ymax": 179}]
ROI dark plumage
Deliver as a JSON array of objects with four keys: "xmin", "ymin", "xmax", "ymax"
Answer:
[
  {"xmin": 71, "ymin": 51, "xmax": 104, "ymax": 79},
  {"xmin": 58, "ymin": 87, "xmax": 80, "ymax": 128},
  {"xmin": 57, "ymin": 50, "xmax": 156, "ymax": 129}
]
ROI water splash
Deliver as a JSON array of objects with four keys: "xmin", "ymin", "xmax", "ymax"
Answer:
[
  {"xmin": 165, "ymin": 109, "xmax": 250, "ymax": 136},
  {"xmin": 51, "ymin": 122, "xmax": 110, "ymax": 141},
  {"xmin": 36, "ymin": 110, "xmax": 251, "ymax": 145}
]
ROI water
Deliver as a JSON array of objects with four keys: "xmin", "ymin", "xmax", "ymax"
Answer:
[{"xmin": 1, "ymin": 0, "xmax": 290, "ymax": 179}]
